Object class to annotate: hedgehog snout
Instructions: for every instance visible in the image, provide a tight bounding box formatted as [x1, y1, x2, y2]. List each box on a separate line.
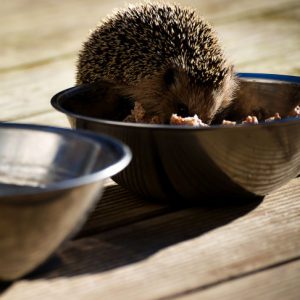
[161, 67, 216, 122]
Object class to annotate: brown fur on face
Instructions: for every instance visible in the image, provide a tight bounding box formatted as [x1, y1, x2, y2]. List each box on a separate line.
[126, 66, 238, 124]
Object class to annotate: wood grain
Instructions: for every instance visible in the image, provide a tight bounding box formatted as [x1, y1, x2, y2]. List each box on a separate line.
[0, 0, 299, 124]
[78, 182, 173, 238]
[1, 1, 300, 299]
[1, 0, 297, 70]
[0, 0, 123, 70]
[0, 58, 74, 122]
[2, 178, 299, 299]
[177, 259, 300, 300]
[15, 111, 70, 128]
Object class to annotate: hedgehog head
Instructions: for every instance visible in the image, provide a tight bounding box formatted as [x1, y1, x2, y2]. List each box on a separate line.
[76, 3, 237, 123]
[128, 64, 236, 123]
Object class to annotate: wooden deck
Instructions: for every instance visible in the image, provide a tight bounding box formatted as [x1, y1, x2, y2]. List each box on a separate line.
[1, 0, 300, 299]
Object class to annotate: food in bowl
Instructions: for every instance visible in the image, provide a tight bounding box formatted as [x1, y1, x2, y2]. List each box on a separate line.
[170, 114, 208, 127]
[124, 101, 300, 127]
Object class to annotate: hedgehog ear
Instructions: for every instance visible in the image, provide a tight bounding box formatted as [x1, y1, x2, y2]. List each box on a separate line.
[163, 67, 180, 88]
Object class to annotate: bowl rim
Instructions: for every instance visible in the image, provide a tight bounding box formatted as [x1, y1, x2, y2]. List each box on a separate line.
[51, 72, 300, 131]
[0, 123, 132, 200]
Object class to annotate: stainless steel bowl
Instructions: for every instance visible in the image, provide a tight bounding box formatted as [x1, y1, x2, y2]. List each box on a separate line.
[51, 73, 300, 202]
[0, 123, 131, 280]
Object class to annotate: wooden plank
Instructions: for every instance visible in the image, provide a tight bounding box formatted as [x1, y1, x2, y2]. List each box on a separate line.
[0, 0, 125, 70]
[0, 58, 75, 122]
[210, 0, 300, 24]
[2, 178, 299, 299]
[217, 7, 300, 75]
[78, 182, 173, 238]
[0, 0, 298, 70]
[1, 2, 299, 299]
[1, 15, 299, 124]
[177, 259, 300, 300]
[15, 111, 70, 128]
[0, 0, 299, 124]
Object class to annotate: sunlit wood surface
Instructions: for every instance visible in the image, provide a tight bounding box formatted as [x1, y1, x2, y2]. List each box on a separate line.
[1, 0, 299, 299]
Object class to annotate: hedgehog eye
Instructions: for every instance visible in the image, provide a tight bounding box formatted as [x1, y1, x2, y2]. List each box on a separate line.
[176, 103, 189, 117]
[164, 67, 178, 87]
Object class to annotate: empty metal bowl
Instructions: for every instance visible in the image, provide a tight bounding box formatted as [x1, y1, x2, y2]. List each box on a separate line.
[51, 73, 300, 202]
[0, 123, 131, 280]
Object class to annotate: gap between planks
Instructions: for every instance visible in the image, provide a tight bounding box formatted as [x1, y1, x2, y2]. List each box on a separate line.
[77, 181, 176, 238]
[172, 258, 300, 300]
[2, 177, 299, 300]
[1, 0, 299, 123]
[0, 0, 299, 71]
[1, 16, 300, 124]
[77, 174, 300, 236]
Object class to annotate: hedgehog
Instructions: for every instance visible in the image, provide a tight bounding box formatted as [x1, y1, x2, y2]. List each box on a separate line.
[76, 2, 237, 124]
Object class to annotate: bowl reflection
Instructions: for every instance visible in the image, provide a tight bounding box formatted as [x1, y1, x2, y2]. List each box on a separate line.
[51, 73, 300, 202]
[0, 123, 131, 280]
